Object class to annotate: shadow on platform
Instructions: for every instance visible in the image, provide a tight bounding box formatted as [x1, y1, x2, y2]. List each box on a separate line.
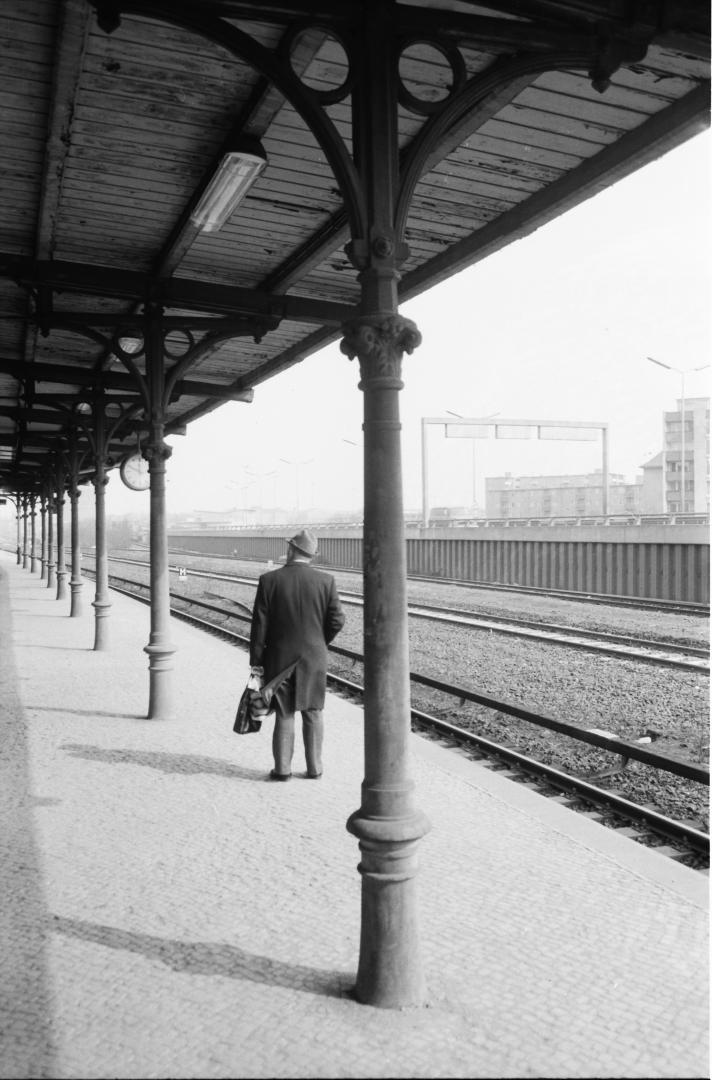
[31, 706, 145, 721]
[51, 915, 353, 999]
[30, 643, 95, 650]
[61, 743, 267, 782]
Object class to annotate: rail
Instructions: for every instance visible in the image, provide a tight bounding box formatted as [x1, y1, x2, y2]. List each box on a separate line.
[95, 569, 710, 790]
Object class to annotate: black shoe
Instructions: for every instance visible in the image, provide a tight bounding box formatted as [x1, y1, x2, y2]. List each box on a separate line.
[306, 772, 322, 779]
[269, 769, 291, 781]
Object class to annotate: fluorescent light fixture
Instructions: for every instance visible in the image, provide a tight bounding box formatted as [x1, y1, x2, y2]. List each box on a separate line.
[190, 144, 267, 233]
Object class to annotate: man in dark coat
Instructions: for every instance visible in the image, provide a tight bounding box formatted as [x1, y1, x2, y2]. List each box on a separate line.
[249, 528, 345, 780]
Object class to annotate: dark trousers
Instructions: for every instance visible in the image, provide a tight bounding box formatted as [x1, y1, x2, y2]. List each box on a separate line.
[272, 707, 323, 776]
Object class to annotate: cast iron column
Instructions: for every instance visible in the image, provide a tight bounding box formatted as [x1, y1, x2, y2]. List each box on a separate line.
[66, 431, 84, 617]
[22, 496, 29, 568]
[92, 403, 111, 650]
[55, 460, 68, 601]
[69, 482, 83, 616]
[29, 496, 38, 572]
[40, 494, 47, 580]
[342, 312, 430, 1008]
[144, 314, 176, 719]
[15, 496, 21, 564]
[340, 0, 431, 1008]
[46, 495, 56, 589]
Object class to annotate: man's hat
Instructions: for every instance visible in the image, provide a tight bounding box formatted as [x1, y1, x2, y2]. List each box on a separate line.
[288, 528, 318, 557]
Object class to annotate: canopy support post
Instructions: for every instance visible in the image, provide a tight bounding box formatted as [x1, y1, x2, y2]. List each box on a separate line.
[342, 1, 431, 1009]
[92, 396, 111, 650]
[143, 309, 176, 721]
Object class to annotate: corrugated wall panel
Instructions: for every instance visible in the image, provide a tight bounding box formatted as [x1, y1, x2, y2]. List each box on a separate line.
[167, 532, 709, 603]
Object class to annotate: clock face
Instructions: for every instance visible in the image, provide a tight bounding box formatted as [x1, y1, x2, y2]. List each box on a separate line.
[120, 452, 150, 491]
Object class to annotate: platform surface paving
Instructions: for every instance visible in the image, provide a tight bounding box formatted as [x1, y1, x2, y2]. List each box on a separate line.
[0, 553, 708, 1080]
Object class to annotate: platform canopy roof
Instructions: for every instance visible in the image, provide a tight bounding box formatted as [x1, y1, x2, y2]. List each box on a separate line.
[0, 0, 709, 495]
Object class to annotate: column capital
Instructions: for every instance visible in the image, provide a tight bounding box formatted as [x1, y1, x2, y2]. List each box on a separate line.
[340, 314, 421, 390]
[144, 432, 172, 465]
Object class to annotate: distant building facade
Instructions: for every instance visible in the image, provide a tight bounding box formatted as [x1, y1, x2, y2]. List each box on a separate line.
[660, 396, 710, 514]
[483, 397, 710, 520]
[485, 471, 641, 519]
[639, 453, 665, 514]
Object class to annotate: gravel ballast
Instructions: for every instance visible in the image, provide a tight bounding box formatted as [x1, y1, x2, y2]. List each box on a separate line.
[111, 549, 711, 832]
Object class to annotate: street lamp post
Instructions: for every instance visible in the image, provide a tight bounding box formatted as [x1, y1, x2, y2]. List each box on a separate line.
[647, 357, 710, 513]
[280, 457, 313, 516]
[244, 468, 277, 521]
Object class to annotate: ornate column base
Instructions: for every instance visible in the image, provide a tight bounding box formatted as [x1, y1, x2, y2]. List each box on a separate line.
[40, 559, 46, 581]
[47, 563, 56, 589]
[70, 579, 83, 617]
[144, 641, 176, 720]
[346, 806, 431, 1007]
[92, 599, 111, 650]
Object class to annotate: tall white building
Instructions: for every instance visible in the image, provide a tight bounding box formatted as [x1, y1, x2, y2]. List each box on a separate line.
[661, 396, 710, 514]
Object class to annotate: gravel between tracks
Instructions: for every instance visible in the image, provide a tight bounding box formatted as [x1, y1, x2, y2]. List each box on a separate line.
[114, 549, 711, 833]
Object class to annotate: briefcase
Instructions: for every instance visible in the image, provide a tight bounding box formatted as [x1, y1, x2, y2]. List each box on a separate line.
[232, 661, 298, 735]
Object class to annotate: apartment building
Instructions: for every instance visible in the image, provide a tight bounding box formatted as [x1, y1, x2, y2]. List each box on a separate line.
[484, 471, 640, 518]
[660, 396, 710, 514]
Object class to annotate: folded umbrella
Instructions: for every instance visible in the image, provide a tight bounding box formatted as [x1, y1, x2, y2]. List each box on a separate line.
[251, 660, 299, 716]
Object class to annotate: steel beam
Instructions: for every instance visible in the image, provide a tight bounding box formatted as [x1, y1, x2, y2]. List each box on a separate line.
[0, 255, 354, 327]
[0, 359, 254, 403]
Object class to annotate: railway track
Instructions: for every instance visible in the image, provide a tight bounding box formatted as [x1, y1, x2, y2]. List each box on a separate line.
[87, 567, 710, 871]
[94, 554, 710, 674]
[161, 545, 710, 618]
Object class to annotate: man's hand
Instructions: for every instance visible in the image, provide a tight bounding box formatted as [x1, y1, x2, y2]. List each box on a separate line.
[248, 666, 264, 691]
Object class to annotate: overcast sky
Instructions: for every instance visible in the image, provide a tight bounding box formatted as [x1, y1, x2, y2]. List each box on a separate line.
[3, 128, 710, 528]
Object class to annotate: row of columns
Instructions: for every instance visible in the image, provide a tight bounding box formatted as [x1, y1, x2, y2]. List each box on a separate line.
[10, 0, 429, 1002]
[12, 484, 80, 607]
[8, 291, 427, 1010]
[9, 397, 129, 654]
[9, 312, 427, 1013]
[8, 382, 174, 704]
[8, 288, 427, 1008]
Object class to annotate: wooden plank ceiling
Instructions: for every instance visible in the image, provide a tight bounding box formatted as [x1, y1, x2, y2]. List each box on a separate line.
[0, 0, 709, 492]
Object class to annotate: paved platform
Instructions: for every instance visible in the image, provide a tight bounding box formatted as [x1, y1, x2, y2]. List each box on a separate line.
[0, 552, 708, 1080]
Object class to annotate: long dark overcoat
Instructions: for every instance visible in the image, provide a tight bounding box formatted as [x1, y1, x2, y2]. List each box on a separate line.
[249, 562, 345, 711]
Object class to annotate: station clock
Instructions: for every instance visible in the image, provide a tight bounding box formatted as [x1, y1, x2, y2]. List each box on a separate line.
[119, 452, 150, 491]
